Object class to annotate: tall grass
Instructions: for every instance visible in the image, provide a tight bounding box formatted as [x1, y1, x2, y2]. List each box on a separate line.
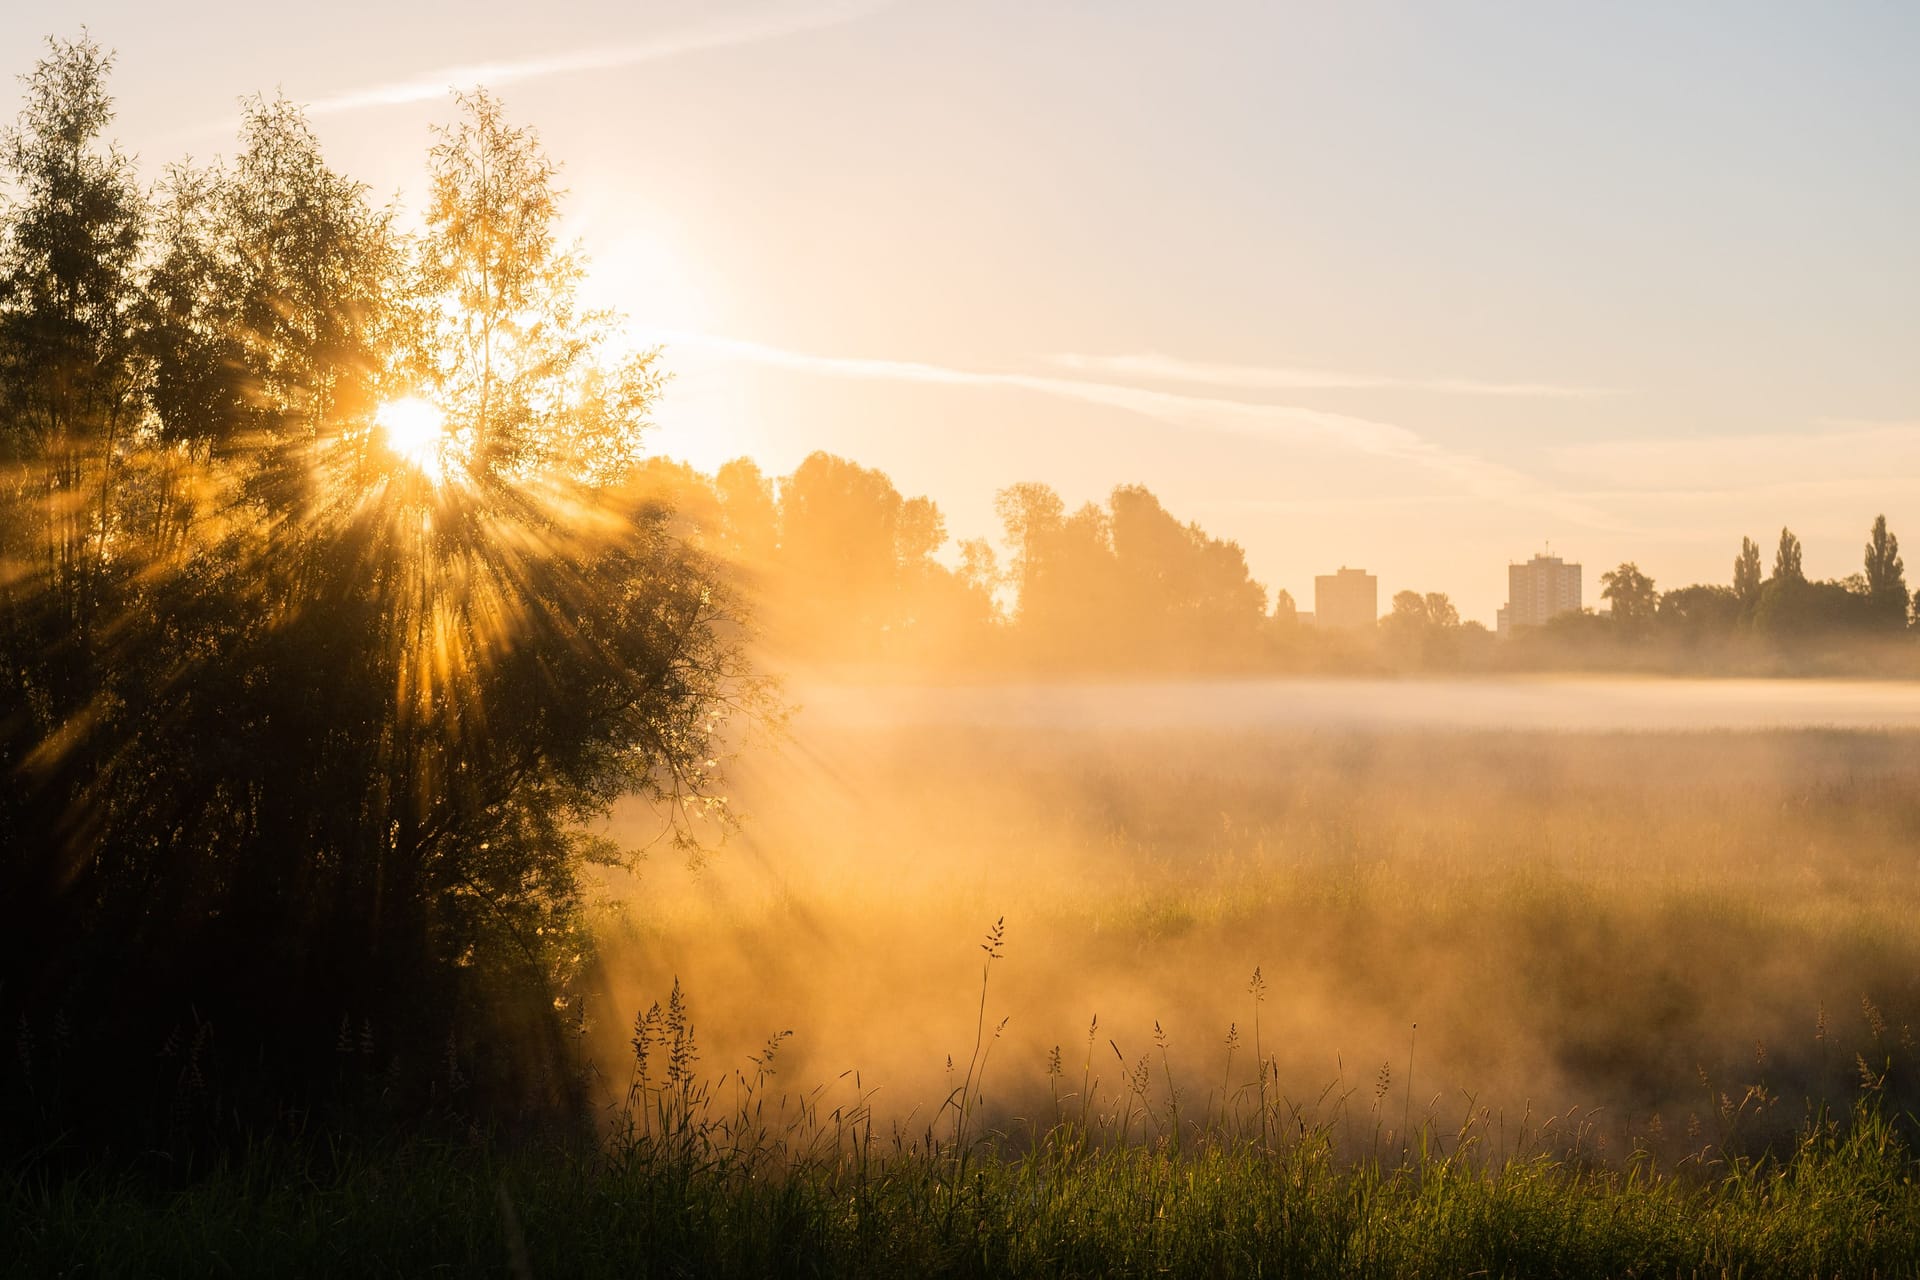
[9, 918, 1920, 1275]
[10, 992, 1920, 1278]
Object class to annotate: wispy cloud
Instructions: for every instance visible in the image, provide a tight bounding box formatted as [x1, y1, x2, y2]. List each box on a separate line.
[296, 0, 892, 117]
[1553, 419, 1920, 494]
[1049, 351, 1619, 399]
[651, 330, 1621, 527]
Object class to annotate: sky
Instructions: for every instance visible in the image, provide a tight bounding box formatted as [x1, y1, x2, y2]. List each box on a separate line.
[3, 0, 1917, 622]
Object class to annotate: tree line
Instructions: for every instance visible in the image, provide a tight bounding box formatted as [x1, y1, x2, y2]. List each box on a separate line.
[630, 446, 1920, 675]
[1585, 520, 1910, 639]
[634, 455, 1276, 672]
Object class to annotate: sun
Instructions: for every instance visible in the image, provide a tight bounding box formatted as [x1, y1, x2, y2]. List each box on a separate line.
[376, 396, 448, 480]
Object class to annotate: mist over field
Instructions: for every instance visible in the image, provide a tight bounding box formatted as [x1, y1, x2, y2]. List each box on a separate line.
[595, 678, 1920, 1160]
[784, 676, 1920, 732]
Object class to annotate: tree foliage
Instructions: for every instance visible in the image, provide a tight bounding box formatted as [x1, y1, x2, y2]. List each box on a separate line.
[421, 91, 661, 485]
[1773, 527, 1804, 585]
[1600, 562, 1656, 625]
[0, 49, 755, 1139]
[1864, 513, 1908, 629]
[1657, 583, 1740, 643]
[987, 481, 1266, 669]
[0, 33, 145, 728]
[1734, 536, 1763, 606]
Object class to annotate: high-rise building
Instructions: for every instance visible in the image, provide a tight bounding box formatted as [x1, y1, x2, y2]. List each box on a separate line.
[1498, 553, 1581, 635]
[1313, 567, 1378, 631]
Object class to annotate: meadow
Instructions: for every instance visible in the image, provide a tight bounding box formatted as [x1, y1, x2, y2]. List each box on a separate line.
[595, 680, 1920, 1157]
[16, 679, 1920, 1276]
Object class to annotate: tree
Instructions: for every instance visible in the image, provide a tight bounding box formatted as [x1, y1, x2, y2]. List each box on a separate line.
[1734, 536, 1763, 606]
[1387, 590, 1459, 631]
[1043, 501, 1123, 663]
[897, 495, 946, 574]
[2, 78, 757, 1132]
[1108, 484, 1265, 665]
[1657, 584, 1740, 646]
[714, 456, 778, 570]
[0, 35, 149, 1010]
[138, 96, 410, 541]
[1752, 576, 1872, 641]
[420, 90, 661, 484]
[995, 481, 1120, 663]
[958, 537, 999, 601]
[777, 451, 905, 653]
[1600, 562, 1657, 625]
[0, 33, 145, 669]
[1749, 527, 1815, 643]
[1382, 589, 1461, 666]
[994, 481, 1065, 618]
[1864, 514, 1908, 630]
[1388, 590, 1423, 619]
[1773, 527, 1804, 585]
[765, 450, 988, 661]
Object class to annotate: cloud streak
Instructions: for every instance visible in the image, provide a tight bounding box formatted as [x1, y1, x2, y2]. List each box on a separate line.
[1552, 420, 1920, 494]
[1050, 351, 1619, 399]
[650, 330, 1621, 528]
[297, 0, 893, 117]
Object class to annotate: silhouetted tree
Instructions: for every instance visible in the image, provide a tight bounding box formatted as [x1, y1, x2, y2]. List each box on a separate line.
[714, 455, 778, 571]
[993, 482, 1120, 664]
[951, 537, 1003, 639]
[1734, 536, 1763, 607]
[1773, 527, 1804, 585]
[0, 33, 144, 706]
[1600, 562, 1657, 625]
[1657, 584, 1741, 647]
[0, 35, 150, 1047]
[1383, 590, 1457, 629]
[1108, 484, 1265, 665]
[1864, 514, 1908, 630]
[1043, 501, 1124, 663]
[898, 495, 946, 578]
[1754, 577, 1874, 643]
[994, 480, 1065, 620]
[2, 74, 755, 1139]
[957, 537, 998, 603]
[1749, 532, 1879, 643]
[992, 482, 1266, 669]
[1382, 590, 1461, 666]
[769, 450, 985, 662]
[779, 451, 904, 649]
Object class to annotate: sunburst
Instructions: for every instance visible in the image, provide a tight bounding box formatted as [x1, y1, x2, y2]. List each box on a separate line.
[376, 396, 449, 481]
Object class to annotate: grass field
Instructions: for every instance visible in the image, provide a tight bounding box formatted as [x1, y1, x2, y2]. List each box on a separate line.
[594, 700, 1920, 1162]
[10, 1103, 1920, 1277]
[18, 684, 1920, 1276]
